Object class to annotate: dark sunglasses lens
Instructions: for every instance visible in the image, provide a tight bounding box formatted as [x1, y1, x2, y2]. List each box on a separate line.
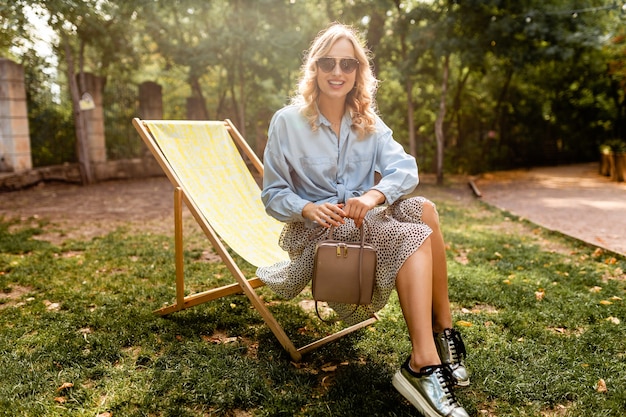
[340, 59, 359, 73]
[317, 58, 335, 72]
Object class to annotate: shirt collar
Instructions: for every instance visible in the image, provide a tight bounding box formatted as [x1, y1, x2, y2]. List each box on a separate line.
[315, 104, 352, 129]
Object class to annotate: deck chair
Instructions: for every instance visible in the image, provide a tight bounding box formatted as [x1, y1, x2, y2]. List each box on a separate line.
[132, 118, 378, 361]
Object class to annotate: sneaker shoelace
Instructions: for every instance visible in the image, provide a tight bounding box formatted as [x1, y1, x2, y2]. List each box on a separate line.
[445, 329, 467, 363]
[433, 365, 462, 408]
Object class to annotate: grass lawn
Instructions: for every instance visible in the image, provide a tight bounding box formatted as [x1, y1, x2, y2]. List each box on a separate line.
[0, 187, 624, 416]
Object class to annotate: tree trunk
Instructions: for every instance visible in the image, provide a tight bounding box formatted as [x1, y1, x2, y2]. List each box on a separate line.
[238, 66, 246, 140]
[491, 67, 514, 132]
[406, 77, 416, 157]
[434, 54, 449, 185]
[395, 1, 416, 158]
[366, 8, 386, 76]
[189, 74, 209, 120]
[452, 68, 470, 148]
[64, 36, 93, 185]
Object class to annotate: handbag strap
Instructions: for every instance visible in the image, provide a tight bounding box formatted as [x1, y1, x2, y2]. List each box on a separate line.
[327, 221, 368, 247]
[316, 221, 369, 323]
[315, 302, 358, 323]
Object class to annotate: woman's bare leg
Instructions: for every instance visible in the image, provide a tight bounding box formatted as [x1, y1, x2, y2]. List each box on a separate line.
[420, 201, 453, 333]
[395, 237, 441, 371]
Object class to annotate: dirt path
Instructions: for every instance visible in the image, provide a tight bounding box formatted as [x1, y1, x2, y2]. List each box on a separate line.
[474, 162, 626, 256]
[1, 163, 624, 256]
[0, 176, 177, 244]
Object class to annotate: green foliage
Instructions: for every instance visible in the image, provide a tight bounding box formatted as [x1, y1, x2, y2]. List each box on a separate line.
[104, 80, 143, 159]
[1, 190, 625, 416]
[4, 0, 626, 172]
[22, 48, 76, 166]
[0, 1, 29, 57]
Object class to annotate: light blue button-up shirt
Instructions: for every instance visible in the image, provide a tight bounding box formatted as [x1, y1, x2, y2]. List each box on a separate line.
[261, 104, 418, 226]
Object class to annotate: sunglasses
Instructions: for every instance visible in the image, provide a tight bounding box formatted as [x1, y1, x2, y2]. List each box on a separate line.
[316, 57, 360, 74]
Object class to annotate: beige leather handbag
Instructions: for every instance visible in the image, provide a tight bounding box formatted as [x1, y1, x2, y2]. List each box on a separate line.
[312, 223, 376, 320]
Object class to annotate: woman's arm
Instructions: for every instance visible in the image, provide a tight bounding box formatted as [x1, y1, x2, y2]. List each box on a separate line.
[343, 189, 385, 227]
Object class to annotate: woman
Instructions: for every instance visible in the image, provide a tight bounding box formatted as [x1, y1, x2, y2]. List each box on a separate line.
[258, 22, 470, 417]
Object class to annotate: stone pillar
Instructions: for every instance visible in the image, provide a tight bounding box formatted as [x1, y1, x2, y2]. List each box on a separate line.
[78, 72, 107, 163]
[0, 58, 32, 172]
[139, 81, 163, 119]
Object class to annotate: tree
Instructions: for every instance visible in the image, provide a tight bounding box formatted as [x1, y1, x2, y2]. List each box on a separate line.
[0, 2, 29, 57]
[606, 27, 626, 140]
[15, 0, 142, 183]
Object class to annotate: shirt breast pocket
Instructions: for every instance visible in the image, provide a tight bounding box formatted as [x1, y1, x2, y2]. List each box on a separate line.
[300, 156, 337, 184]
[347, 155, 373, 175]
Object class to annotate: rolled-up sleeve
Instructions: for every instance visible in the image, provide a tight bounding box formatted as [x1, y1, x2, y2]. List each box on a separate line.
[261, 149, 310, 222]
[261, 113, 310, 222]
[371, 123, 418, 204]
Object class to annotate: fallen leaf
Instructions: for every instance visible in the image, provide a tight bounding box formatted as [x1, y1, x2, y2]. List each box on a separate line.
[54, 397, 66, 403]
[43, 300, 61, 311]
[57, 382, 74, 391]
[535, 290, 545, 301]
[599, 300, 612, 305]
[97, 413, 112, 417]
[610, 296, 622, 301]
[456, 320, 473, 327]
[596, 379, 607, 393]
[321, 363, 338, 372]
[203, 334, 238, 344]
[605, 317, 620, 325]
[589, 286, 602, 293]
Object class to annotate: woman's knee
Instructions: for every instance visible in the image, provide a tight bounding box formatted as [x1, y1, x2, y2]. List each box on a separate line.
[421, 200, 440, 228]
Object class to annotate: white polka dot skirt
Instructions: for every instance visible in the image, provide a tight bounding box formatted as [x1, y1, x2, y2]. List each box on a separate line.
[257, 196, 433, 325]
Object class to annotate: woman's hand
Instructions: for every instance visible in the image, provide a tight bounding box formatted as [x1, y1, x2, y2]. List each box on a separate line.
[344, 190, 385, 227]
[302, 202, 346, 228]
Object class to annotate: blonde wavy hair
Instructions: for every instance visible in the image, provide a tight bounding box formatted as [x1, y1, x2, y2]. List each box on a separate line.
[293, 22, 379, 138]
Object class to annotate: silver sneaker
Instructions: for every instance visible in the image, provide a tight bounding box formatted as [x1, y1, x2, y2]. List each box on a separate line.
[392, 359, 469, 417]
[434, 328, 470, 387]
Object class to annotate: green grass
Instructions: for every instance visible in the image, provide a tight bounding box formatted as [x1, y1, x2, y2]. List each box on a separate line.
[0, 193, 624, 416]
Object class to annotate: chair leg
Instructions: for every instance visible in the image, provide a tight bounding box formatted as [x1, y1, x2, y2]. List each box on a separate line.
[153, 187, 186, 316]
[174, 187, 185, 309]
[297, 314, 379, 357]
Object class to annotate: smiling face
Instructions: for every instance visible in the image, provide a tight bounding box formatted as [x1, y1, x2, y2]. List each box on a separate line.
[315, 37, 357, 107]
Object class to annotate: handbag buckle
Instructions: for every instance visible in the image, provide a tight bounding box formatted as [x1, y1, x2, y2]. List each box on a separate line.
[336, 243, 348, 257]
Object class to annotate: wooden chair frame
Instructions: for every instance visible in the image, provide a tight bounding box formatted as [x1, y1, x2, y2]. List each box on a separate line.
[132, 118, 377, 361]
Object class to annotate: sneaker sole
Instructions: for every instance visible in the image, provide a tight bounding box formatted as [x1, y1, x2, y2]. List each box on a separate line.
[392, 371, 441, 417]
[456, 378, 470, 387]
